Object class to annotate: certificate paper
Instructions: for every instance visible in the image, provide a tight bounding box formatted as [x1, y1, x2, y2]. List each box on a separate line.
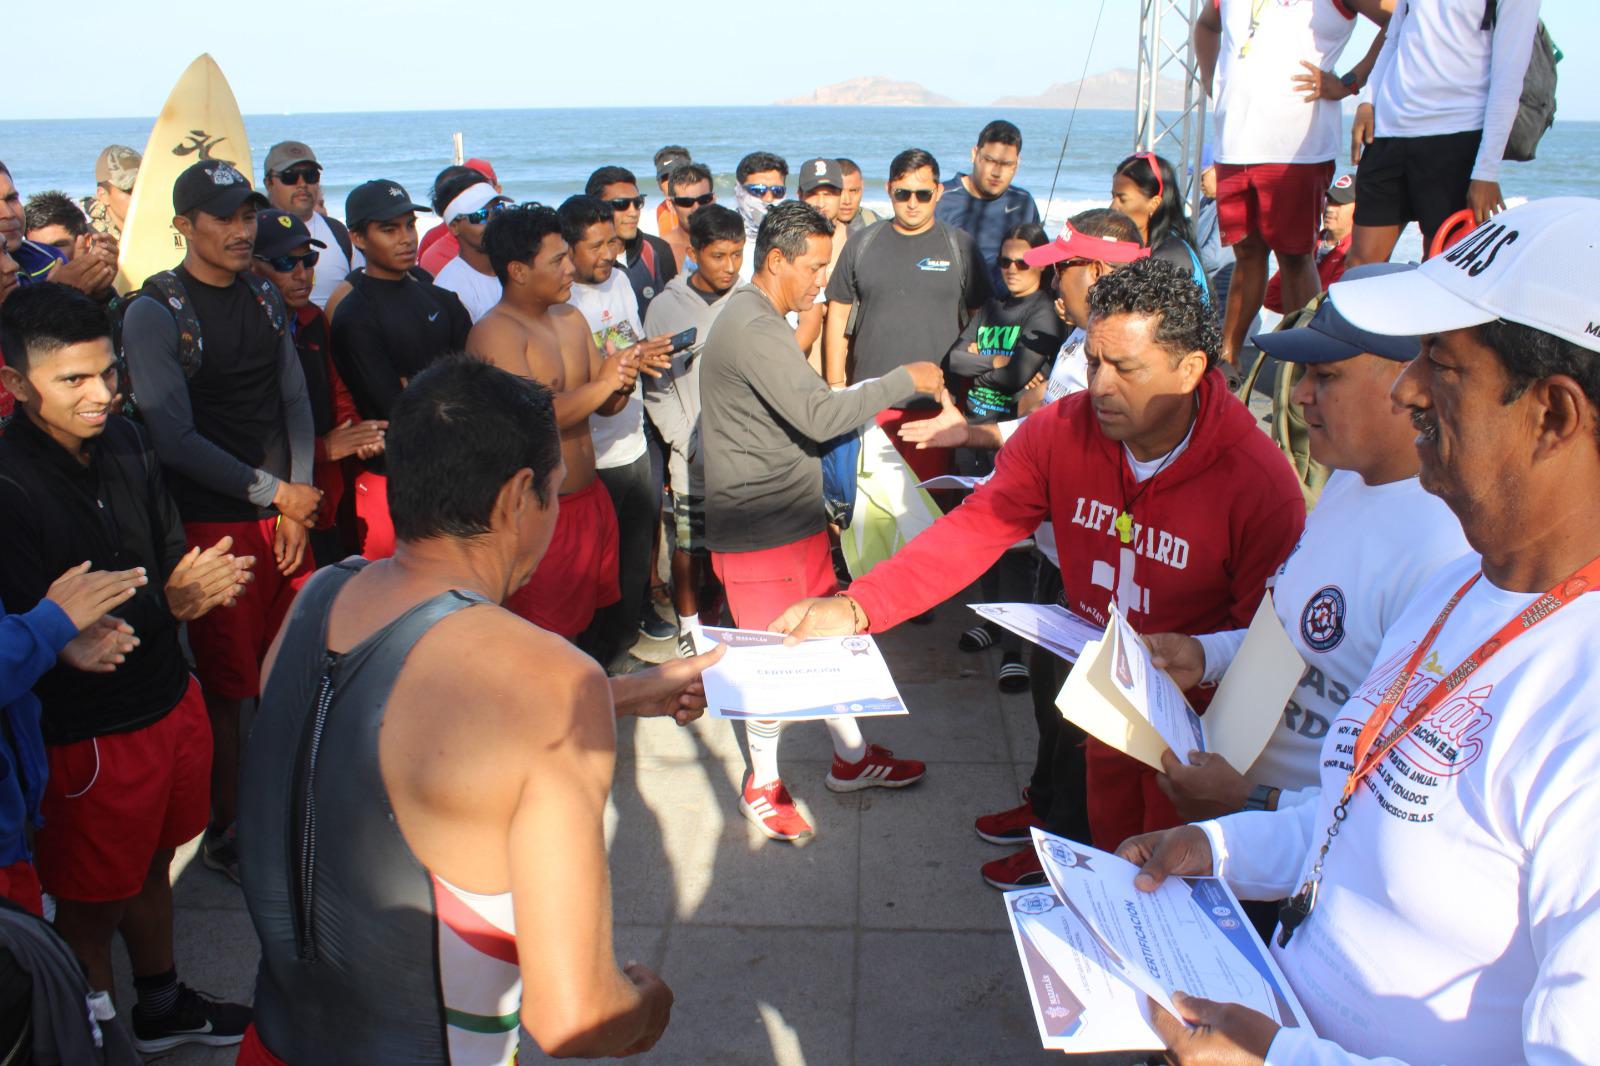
[693, 627, 909, 721]
[1002, 890, 1163, 1053]
[916, 474, 989, 491]
[969, 603, 1103, 663]
[1030, 829, 1312, 1030]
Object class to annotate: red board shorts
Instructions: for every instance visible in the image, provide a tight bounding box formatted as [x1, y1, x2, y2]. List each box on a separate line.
[505, 478, 622, 639]
[184, 518, 310, 702]
[875, 407, 952, 485]
[1215, 160, 1336, 257]
[0, 860, 43, 916]
[354, 470, 396, 561]
[712, 529, 839, 631]
[34, 676, 210, 902]
[1083, 735, 1180, 852]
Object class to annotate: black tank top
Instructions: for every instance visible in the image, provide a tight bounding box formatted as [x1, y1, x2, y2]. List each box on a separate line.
[239, 561, 488, 1063]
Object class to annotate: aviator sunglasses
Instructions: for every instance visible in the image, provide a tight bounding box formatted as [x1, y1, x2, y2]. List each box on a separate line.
[742, 183, 785, 199]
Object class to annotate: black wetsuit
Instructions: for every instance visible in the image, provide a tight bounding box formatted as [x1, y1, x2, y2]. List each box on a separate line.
[238, 561, 491, 1063]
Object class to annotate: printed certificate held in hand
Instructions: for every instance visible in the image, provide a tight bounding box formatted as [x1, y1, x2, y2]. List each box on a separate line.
[1055, 596, 1305, 772]
[692, 627, 909, 722]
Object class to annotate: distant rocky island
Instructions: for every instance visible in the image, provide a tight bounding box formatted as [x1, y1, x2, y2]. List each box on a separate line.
[775, 76, 961, 108]
[775, 69, 1189, 111]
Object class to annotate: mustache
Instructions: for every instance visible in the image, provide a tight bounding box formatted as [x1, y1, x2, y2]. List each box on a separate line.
[1410, 408, 1439, 442]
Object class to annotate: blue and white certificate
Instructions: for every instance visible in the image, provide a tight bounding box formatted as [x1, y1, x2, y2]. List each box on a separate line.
[1029, 828, 1313, 1032]
[693, 627, 909, 721]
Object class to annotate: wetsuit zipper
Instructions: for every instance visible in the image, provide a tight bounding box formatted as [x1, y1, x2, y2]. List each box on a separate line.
[293, 658, 337, 960]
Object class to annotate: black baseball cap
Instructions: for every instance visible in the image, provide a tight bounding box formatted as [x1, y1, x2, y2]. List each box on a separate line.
[345, 179, 429, 228]
[1255, 263, 1423, 364]
[173, 160, 269, 217]
[1327, 173, 1356, 206]
[798, 157, 845, 194]
[655, 149, 692, 182]
[255, 209, 327, 259]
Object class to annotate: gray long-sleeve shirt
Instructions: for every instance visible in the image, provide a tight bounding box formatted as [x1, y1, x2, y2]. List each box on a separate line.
[122, 272, 312, 522]
[700, 284, 918, 553]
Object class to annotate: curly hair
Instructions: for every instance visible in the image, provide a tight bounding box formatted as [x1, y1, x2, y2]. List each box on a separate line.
[1086, 257, 1220, 369]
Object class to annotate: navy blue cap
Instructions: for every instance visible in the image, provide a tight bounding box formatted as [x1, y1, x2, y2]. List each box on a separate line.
[254, 210, 326, 259]
[1255, 263, 1424, 364]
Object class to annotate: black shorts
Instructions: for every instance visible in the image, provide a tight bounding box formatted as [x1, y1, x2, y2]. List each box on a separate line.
[1353, 129, 1482, 245]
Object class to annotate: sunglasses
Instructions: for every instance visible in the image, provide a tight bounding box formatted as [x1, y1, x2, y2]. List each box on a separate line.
[273, 167, 322, 186]
[672, 193, 715, 209]
[606, 195, 646, 212]
[997, 255, 1034, 270]
[743, 183, 785, 199]
[891, 188, 935, 204]
[255, 250, 320, 272]
[462, 201, 512, 225]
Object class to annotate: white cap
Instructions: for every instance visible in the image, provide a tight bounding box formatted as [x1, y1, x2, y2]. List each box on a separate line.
[1329, 197, 1600, 354]
[442, 182, 507, 224]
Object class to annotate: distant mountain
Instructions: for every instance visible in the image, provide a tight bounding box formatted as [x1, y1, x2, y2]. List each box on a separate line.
[775, 76, 962, 108]
[992, 68, 1188, 111]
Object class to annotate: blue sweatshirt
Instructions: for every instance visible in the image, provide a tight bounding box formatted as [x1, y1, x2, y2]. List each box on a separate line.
[0, 596, 75, 866]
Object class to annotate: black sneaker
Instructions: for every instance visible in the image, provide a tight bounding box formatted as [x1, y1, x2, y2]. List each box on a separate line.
[201, 824, 240, 884]
[131, 984, 251, 1053]
[638, 611, 677, 640]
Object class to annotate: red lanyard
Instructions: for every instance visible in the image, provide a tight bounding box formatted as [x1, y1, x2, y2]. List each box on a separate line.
[1342, 554, 1600, 806]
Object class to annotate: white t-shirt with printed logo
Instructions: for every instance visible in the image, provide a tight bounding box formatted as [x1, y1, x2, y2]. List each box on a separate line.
[1212, 0, 1359, 165]
[1197, 470, 1472, 802]
[1201, 552, 1600, 1064]
[567, 271, 648, 470]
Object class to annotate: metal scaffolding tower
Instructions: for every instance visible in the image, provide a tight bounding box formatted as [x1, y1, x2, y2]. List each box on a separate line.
[1135, 0, 1209, 210]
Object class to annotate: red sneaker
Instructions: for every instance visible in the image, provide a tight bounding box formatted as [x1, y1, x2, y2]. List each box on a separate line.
[981, 847, 1048, 890]
[740, 775, 813, 842]
[974, 790, 1046, 845]
[824, 744, 926, 793]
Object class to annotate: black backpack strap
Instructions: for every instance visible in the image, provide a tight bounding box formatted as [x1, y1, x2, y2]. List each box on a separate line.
[142, 271, 205, 380]
[322, 214, 355, 264]
[842, 219, 887, 338]
[1482, 0, 1497, 30]
[241, 272, 289, 338]
[941, 222, 973, 331]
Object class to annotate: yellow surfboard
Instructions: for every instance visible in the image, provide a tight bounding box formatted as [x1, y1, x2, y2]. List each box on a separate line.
[115, 54, 252, 293]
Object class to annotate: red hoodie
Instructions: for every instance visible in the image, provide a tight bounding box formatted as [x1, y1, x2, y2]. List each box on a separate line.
[848, 370, 1306, 847]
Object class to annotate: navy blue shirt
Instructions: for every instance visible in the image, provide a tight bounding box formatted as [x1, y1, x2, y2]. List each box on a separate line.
[935, 176, 1041, 292]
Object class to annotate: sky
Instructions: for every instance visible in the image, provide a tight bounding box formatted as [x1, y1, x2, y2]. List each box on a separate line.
[7, 0, 1596, 121]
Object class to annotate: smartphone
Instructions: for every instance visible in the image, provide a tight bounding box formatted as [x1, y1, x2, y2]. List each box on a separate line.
[667, 327, 697, 354]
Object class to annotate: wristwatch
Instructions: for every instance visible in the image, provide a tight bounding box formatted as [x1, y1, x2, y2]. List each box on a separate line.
[1244, 784, 1280, 812]
[1339, 69, 1364, 93]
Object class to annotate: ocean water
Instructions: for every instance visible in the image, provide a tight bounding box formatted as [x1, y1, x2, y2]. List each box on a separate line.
[5, 106, 1599, 253]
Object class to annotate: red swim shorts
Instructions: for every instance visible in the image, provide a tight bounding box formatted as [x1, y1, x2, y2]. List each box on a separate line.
[1215, 160, 1336, 256]
[712, 529, 839, 632]
[34, 677, 211, 902]
[183, 518, 310, 701]
[505, 477, 622, 639]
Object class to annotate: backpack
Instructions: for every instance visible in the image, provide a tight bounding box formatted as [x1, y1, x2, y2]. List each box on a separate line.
[1237, 297, 1331, 510]
[321, 213, 355, 265]
[110, 269, 286, 420]
[1483, 0, 1561, 162]
[821, 431, 862, 529]
[842, 220, 973, 338]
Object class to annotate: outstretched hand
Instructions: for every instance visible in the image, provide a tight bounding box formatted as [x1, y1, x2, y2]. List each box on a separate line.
[609, 643, 727, 726]
[897, 391, 969, 451]
[769, 595, 861, 645]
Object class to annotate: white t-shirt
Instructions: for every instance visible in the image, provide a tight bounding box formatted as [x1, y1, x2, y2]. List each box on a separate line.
[307, 211, 363, 310]
[1212, 0, 1359, 165]
[1198, 470, 1473, 801]
[567, 271, 648, 470]
[1361, 0, 1541, 183]
[1202, 552, 1600, 1064]
[433, 255, 502, 324]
